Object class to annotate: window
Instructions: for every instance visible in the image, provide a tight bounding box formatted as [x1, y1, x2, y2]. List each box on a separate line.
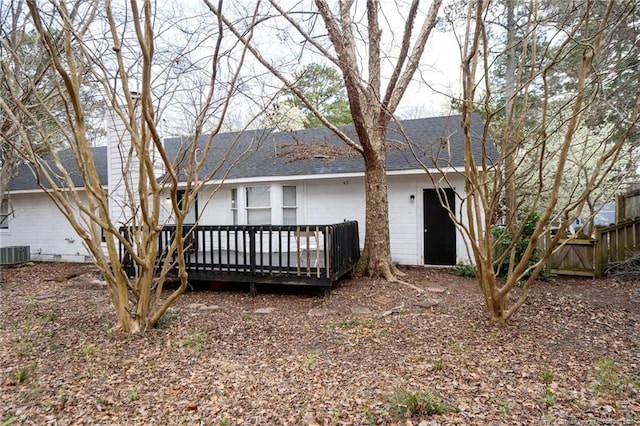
[246, 185, 271, 224]
[177, 190, 198, 224]
[283, 186, 297, 225]
[231, 188, 238, 225]
[0, 198, 9, 229]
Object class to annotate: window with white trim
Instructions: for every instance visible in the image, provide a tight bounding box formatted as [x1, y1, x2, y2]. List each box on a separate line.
[246, 185, 271, 225]
[282, 185, 297, 225]
[231, 188, 238, 225]
[0, 198, 9, 229]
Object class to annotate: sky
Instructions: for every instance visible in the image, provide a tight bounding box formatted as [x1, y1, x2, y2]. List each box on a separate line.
[265, 0, 465, 119]
[74, 0, 465, 136]
[397, 26, 463, 118]
[184, 0, 465, 125]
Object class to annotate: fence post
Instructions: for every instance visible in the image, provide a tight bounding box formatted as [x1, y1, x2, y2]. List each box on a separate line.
[594, 227, 603, 278]
[616, 194, 625, 224]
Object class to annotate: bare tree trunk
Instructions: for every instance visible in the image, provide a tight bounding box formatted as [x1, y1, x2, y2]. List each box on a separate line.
[110, 273, 136, 332]
[207, 0, 441, 281]
[0, 149, 20, 198]
[3, 0, 252, 333]
[476, 256, 508, 323]
[503, 0, 518, 231]
[356, 145, 394, 279]
[414, 0, 640, 324]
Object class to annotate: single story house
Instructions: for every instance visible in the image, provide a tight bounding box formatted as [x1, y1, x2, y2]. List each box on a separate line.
[1, 114, 494, 267]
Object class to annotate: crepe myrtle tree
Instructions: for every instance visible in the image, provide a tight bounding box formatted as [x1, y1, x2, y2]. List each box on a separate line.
[0, 2, 50, 199]
[411, 0, 639, 323]
[0, 0, 106, 199]
[206, 0, 443, 280]
[416, 0, 640, 323]
[0, 0, 255, 332]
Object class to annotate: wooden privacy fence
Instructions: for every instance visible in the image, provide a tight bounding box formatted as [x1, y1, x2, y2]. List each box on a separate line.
[547, 218, 640, 277]
[616, 189, 640, 222]
[593, 219, 640, 276]
[547, 237, 597, 277]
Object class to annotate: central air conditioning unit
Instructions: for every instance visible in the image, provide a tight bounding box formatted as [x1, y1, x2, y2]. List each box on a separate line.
[0, 246, 31, 265]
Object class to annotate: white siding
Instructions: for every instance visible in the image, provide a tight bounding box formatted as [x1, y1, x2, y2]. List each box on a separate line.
[0, 193, 93, 262]
[301, 175, 475, 265]
[106, 112, 163, 228]
[304, 177, 366, 247]
[303, 174, 474, 265]
[189, 174, 476, 266]
[106, 114, 139, 227]
[159, 186, 230, 225]
[449, 174, 474, 265]
[304, 178, 365, 224]
[388, 176, 421, 265]
[2, 171, 477, 266]
[197, 187, 232, 224]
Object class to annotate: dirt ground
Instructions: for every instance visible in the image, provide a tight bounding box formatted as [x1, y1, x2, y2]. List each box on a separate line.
[1, 262, 638, 425]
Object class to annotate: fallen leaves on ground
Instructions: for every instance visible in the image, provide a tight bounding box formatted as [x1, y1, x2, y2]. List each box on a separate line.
[1, 263, 638, 425]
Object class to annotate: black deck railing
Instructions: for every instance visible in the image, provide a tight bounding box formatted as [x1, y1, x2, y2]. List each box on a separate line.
[119, 221, 360, 287]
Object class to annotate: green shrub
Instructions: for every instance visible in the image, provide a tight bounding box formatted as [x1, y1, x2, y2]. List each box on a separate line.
[179, 330, 208, 351]
[540, 388, 555, 407]
[79, 345, 97, 357]
[541, 370, 555, 384]
[454, 263, 476, 278]
[154, 312, 178, 329]
[591, 358, 633, 395]
[389, 387, 456, 419]
[14, 363, 37, 385]
[492, 211, 544, 278]
[39, 312, 57, 323]
[333, 318, 376, 330]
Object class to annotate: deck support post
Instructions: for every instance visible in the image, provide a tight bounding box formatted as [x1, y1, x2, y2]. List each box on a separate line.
[249, 229, 256, 273]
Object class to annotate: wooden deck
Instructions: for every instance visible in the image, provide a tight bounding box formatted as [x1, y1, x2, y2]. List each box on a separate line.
[120, 221, 360, 291]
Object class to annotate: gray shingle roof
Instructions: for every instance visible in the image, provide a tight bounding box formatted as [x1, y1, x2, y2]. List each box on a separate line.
[7, 115, 495, 192]
[7, 146, 108, 192]
[165, 114, 495, 181]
